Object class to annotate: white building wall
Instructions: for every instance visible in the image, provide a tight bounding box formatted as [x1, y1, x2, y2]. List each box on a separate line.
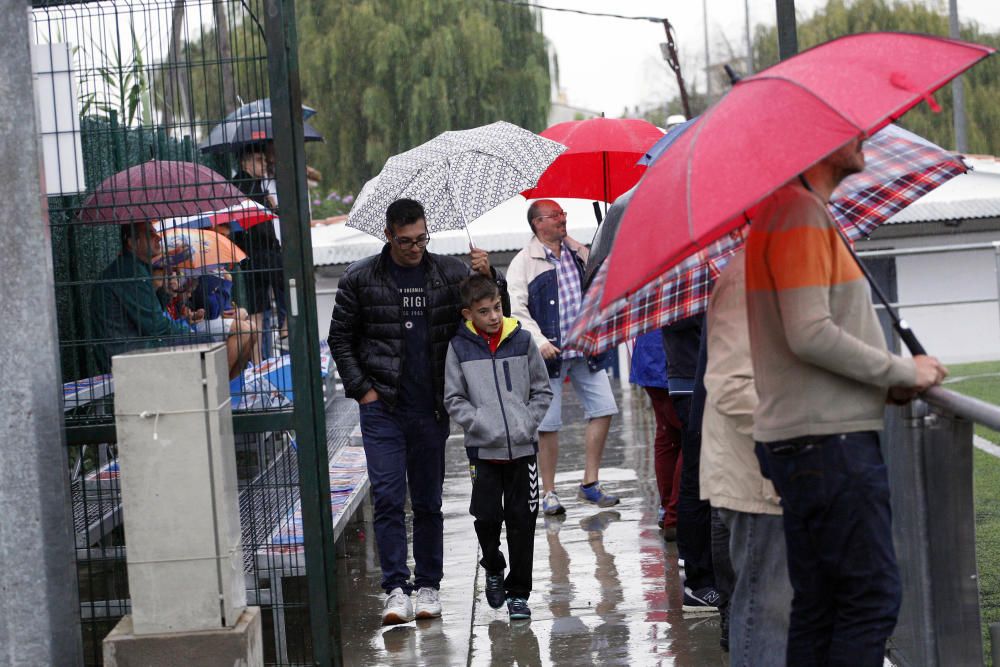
[860, 230, 1000, 364]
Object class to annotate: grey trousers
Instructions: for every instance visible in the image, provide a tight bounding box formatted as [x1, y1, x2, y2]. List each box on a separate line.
[719, 509, 794, 667]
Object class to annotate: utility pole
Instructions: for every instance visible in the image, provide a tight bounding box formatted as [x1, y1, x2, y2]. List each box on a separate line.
[949, 0, 969, 152]
[744, 0, 754, 74]
[775, 0, 798, 60]
[703, 0, 712, 103]
[660, 19, 692, 119]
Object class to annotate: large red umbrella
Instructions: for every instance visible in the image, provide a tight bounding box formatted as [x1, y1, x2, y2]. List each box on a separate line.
[565, 124, 966, 355]
[79, 160, 252, 225]
[521, 117, 663, 203]
[602, 32, 994, 309]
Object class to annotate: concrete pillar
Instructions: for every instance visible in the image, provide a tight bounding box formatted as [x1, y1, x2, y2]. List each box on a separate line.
[0, 1, 84, 664]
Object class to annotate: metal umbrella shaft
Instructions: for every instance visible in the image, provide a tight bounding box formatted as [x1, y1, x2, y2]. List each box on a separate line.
[835, 225, 927, 356]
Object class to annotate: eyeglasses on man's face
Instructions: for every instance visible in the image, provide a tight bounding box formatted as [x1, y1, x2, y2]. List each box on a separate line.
[535, 210, 568, 221]
[392, 234, 430, 250]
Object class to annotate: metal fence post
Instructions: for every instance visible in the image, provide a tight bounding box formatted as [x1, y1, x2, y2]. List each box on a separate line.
[264, 0, 343, 664]
[0, 3, 83, 663]
[885, 400, 984, 666]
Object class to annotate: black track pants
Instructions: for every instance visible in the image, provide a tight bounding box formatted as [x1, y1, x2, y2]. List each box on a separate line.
[469, 456, 539, 598]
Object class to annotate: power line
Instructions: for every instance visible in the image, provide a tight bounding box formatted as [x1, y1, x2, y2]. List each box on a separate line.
[492, 0, 663, 23]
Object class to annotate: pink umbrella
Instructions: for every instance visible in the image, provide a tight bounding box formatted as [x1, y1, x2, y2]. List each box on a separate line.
[602, 33, 994, 310]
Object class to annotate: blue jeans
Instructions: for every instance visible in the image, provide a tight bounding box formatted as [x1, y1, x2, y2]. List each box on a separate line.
[719, 509, 793, 667]
[359, 401, 448, 594]
[755, 432, 901, 667]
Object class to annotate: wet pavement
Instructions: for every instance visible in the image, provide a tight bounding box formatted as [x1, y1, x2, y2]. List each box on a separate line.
[335, 383, 727, 666]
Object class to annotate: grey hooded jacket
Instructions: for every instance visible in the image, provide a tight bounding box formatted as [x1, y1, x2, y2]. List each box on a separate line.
[444, 317, 552, 461]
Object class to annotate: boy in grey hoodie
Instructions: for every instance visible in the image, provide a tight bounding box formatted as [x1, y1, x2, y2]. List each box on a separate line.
[444, 274, 552, 620]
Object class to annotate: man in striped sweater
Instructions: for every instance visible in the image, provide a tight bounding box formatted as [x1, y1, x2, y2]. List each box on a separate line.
[745, 137, 947, 667]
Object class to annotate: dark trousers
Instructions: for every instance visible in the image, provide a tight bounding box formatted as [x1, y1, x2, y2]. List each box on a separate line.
[755, 432, 901, 667]
[469, 456, 539, 599]
[673, 393, 714, 591]
[359, 401, 448, 594]
[643, 387, 683, 527]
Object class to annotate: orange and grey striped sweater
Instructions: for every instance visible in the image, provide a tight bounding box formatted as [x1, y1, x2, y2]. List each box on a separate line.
[745, 181, 917, 443]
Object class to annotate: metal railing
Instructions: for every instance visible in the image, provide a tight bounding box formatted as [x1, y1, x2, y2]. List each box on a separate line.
[886, 383, 1000, 667]
[859, 240, 1000, 334]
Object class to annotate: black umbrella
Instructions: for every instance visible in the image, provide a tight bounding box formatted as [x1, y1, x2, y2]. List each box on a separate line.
[198, 113, 324, 154]
[581, 186, 635, 292]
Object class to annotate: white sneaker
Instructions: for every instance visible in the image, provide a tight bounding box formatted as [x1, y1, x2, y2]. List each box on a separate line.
[382, 588, 414, 625]
[541, 490, 565, 516]
[414, 586, 442, 619]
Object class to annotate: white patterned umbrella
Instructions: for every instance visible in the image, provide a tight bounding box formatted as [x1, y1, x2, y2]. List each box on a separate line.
[346, 121, 566, 240]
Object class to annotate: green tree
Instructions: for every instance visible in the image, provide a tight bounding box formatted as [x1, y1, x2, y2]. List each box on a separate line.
[296, 0, 550, 193]
[752, 0, 1000, 154]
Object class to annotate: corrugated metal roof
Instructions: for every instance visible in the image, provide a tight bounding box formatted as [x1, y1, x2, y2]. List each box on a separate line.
[886, 156, 1000, 224]
[311, 196, 600, 266]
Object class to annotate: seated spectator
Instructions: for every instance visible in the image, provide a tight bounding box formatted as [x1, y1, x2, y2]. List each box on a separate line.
[190, 269, 252, 340]
[93, 220, 255, 380]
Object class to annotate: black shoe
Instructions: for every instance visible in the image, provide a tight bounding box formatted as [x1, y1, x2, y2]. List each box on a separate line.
[682, 586, 722, 613]
[485, 571, 505, 609]
[506, 596, 531, 620]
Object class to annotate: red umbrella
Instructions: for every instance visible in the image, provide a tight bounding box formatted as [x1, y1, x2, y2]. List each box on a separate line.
[565, 124, 966, 355]
[79, 160, 252, 225]
[602, 32, 994, 309]
[521, 117, 663, 203]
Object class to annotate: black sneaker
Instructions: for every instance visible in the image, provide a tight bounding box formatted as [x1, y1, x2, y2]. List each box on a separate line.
[484, 571, 505, 609]
[682, 586, 722, 613]
[506, 596, 531, 620]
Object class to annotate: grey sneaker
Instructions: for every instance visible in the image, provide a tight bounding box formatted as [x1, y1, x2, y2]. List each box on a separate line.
[414, 586, 442, 619]
[382, 588, 414, 625]
[541, 490, 565, 516]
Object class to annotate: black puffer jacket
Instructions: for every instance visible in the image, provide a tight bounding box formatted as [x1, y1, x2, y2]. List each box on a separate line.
[327, 245, 508, 415]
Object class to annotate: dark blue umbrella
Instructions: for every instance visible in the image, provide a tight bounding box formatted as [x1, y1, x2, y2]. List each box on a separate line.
[636, 118, 696, 166]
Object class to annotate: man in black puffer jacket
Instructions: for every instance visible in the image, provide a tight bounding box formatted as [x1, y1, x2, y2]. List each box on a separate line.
[327, 198, 507, 625]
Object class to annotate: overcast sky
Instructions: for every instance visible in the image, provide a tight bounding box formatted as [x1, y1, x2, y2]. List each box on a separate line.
[539, 0, 1000, 116]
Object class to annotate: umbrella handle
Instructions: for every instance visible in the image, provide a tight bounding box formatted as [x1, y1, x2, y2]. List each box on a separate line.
[895, 320, 927, 356]
[592, 201, 603, 224]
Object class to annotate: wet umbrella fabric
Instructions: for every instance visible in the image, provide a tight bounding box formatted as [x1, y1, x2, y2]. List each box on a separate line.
[79, 160, 251, 225]
[345, 121, 566, 239]
[566, 124, 966, 356]
[199, 113, 324, 154]
[603, 32, 994, 309]
[521, 117, 663, 203]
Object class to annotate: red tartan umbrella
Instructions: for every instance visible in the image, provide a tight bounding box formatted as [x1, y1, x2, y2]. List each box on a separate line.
[79, 160, 252, 225]
[565, 124, 966, 355]
[521, 117, 663, 203]
[602, 32, 994, 310]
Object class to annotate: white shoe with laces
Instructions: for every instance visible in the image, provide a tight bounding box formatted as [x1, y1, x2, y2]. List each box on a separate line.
[382, 587, 414, 625]
[414, 586, 442, 619]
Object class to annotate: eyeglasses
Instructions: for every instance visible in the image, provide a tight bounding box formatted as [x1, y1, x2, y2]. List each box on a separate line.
[535, 210, 568, 221]
[392, 234, 430, 250]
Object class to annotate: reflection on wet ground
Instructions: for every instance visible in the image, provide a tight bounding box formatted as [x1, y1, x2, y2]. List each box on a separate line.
[336, 384, 727, 666]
